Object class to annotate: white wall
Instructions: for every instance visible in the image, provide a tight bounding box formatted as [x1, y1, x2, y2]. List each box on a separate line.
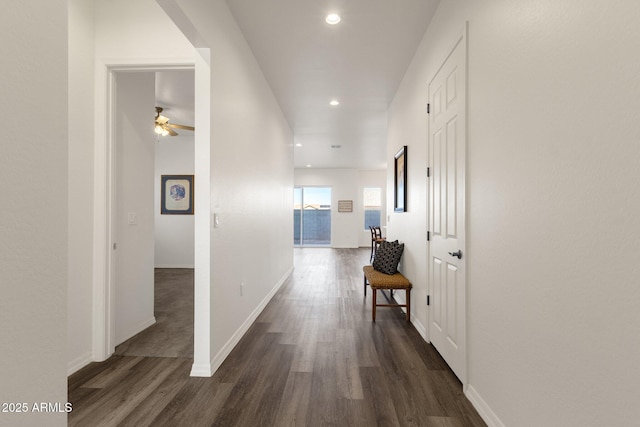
[155, 135, 195, 268]
[294, 168, 387, 248]
[114, 72, 157, 345]
[94, 0, 196, 59]
[0, 1, 68, 426]
[177, 0, 294, 374]
[68, 0, 96, 374]
[388, 0, 640, 426]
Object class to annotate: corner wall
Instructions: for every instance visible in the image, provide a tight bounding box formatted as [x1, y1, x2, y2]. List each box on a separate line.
[163, 0, 295, 374]
[388, 0, 640, 426]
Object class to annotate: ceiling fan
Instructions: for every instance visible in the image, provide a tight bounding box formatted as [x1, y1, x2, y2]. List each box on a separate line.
[154, 106, 195, 136]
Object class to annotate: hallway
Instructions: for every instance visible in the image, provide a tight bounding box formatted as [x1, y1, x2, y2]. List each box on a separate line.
[68, 248, 485, 426]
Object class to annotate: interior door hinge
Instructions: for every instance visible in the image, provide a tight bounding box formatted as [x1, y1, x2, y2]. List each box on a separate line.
[427, 167, 430, 178]
[427, 231, 431, 241]
[427, 295, 430, 306]
[427, 103, 431, 114]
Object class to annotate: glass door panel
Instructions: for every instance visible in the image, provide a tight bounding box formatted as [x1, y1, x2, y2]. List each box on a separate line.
[294, 186, 331, 246]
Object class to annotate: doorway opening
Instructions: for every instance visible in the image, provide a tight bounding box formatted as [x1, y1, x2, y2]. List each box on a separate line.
[112, 69, 196, 359]
[94, 63, 204, 364]
[294, 186, 332, 246]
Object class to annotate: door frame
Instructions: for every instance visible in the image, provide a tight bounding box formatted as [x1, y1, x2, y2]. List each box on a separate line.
[92, 59, 212, 376]
[427, 25, 468, 387]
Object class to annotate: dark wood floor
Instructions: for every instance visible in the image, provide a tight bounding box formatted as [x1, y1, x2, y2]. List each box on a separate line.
[68, 248, 486, 427]
[115, 268, 194, 358]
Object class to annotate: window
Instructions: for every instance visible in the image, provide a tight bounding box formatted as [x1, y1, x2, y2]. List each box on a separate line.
[364, 187, 381, 229]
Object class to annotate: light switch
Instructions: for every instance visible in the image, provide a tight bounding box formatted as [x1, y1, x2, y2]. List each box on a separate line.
[128, 212, 137, 225]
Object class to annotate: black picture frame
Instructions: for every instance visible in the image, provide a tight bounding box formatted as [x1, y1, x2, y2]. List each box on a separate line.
[394, 146, 407, 212]
[161, 175, 194, 215]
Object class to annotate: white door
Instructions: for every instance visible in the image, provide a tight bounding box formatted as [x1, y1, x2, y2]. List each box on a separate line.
[428, 33, 467, 381]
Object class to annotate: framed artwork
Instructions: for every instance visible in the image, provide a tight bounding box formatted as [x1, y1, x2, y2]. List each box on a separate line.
[394, 146, 407, 212]
[338, 200, 353, 212]
[161, 175, 194, 215]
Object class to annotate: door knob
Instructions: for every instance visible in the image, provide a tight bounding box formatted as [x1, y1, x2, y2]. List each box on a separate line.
[448, 250, 462, 259]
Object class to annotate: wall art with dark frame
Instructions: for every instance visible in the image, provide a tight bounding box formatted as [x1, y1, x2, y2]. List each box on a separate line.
[161, 174, 194, 215]
[394, 146, 407, 212]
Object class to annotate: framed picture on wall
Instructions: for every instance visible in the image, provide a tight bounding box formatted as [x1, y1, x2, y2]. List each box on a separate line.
[161, 175, 194, 215]
[394, 146, 407, 212]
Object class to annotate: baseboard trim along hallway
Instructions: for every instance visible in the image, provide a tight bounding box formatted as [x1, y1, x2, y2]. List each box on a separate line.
[194, 266, 295, 377]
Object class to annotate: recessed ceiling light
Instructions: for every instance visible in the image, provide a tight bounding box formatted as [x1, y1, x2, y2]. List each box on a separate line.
[306, 164, 312, 168]
[330, 100, 340, 106]
[296, 143, 302, 147]
[326, 13, 341, 25]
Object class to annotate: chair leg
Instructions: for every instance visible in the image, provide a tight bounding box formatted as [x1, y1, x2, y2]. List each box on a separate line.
[406, 289, 411, 322]
[363, 274, 367, 297]
[372, 289, 377, 322]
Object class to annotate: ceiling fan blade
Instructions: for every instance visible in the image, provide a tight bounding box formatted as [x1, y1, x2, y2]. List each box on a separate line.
[167, 123, 195, 131]
[166, 127, 179, 136]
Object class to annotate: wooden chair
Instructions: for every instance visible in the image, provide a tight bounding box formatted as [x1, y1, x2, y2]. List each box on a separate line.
[369, 226, 386, 262]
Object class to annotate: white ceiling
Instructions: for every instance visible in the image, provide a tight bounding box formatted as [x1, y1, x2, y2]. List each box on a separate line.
[155, 70, 195, 136]
[156, 0, 440, 169]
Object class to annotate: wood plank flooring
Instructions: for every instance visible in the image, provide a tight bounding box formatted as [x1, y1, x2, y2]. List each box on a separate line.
[114, 268, 194, 358]
[68, 248, 486, 427]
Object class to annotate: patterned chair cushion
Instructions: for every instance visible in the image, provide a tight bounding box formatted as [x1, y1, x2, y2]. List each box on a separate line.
[372, 240, 404, 275]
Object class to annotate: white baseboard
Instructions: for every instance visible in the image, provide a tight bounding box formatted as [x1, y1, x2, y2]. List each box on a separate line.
[411, 316, 427, 341]
[67, 351, 93, 376]
[154, 264, 195, 269]
[389, 291, 427, 341]
[190, 362, 214, 377]
[465, 385, 505, 427]
[191, 267, 294, 378]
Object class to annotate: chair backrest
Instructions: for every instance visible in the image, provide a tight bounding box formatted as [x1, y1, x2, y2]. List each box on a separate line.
[369, 226, 376, 240]
[373, 226, 383, 239]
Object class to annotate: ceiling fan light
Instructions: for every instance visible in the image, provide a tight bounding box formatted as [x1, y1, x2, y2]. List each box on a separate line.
[161, 129, 169, 137]
[154, 124, 164, 134]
